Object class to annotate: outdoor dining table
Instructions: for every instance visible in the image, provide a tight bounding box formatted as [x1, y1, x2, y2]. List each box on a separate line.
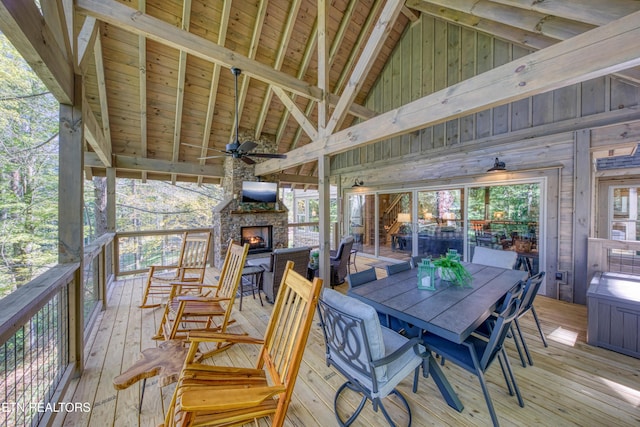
[348, 262, 527, 411]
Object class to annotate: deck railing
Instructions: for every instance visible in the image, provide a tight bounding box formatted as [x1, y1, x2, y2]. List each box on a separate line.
[0, 223, 339, 426]
[113, 228, 214, 276]
[0, 232, 114, 427]
[587, 237, 640, 282]
[287, 222, 338, 251]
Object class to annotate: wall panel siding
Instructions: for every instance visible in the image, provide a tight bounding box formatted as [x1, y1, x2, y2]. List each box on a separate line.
[330, 14, 640, 302]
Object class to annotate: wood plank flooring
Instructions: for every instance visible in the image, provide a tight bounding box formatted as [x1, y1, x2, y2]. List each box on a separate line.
[56, 259, 640, 427]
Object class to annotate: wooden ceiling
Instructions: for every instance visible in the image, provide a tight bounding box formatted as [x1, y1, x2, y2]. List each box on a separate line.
[3, 0, 640, 185]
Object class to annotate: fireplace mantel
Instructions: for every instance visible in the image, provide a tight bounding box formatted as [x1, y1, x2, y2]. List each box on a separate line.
[231, 209, 286, 214]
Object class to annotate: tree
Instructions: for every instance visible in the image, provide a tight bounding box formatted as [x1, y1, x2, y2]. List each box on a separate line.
[0, 32, 58, 297]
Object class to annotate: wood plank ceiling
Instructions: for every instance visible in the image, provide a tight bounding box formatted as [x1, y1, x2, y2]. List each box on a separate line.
[66, 0, 640, 184]
[77, 0, 409, 184]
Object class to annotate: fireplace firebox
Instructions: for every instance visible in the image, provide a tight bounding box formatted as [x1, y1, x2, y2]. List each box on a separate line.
[241, 225, 273, 254]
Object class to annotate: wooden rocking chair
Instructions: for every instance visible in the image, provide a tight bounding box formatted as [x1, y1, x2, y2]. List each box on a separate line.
[154, 241, 249, 360]
[161, 261, 323, 427]
[140, 231, 212, 308]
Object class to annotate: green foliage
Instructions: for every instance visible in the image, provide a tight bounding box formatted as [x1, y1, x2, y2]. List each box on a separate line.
[0, 32, 58, 297]
[112, 179, 224, 232]
[432, 256, 472, 287]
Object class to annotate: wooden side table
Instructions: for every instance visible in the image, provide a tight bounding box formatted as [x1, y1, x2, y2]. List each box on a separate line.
[113, 340, 187, 412]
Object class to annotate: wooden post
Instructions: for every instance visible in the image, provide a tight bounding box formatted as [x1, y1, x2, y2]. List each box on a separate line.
[318, 155, 331, 284]
[573, 130, 591, 304]
[59, 75, 84, 373]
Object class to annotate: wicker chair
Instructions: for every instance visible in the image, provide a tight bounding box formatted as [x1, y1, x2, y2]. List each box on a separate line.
[259, 247, 311, 303]
[329, 236, 354, 287]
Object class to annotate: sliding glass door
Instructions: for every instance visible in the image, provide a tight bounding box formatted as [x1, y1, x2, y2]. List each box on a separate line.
[345, 180, 543, 275]
[467, 183, 541, 274]
[416, 189, 464, 259]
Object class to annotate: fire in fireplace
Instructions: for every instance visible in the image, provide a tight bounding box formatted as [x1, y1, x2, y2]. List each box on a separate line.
[241, 225, 273, 254]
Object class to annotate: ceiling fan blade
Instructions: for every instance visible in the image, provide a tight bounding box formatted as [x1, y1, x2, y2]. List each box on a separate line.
[238, 140, 257, 152]
[245, 152, 287, 159]
[240, 155, 256, 165]
[183, 143, 226, 153]
[198, 154, 227, 160]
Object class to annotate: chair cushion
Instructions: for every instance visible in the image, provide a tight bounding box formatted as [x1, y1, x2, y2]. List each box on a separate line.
[376, 326, 423, 398]
[472, 247, 517, 269]
[321, 289, 385, 373]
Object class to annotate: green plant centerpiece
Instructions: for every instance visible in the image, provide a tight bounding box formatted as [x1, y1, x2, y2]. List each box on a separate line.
[432, 256, 472, 287]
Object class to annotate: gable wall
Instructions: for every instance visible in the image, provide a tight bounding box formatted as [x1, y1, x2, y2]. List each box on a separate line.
[331, 15, 640, 303]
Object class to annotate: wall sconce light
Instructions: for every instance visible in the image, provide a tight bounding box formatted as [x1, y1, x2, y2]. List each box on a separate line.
[487, 157, 506, 172]
[352, 178, 364, 188]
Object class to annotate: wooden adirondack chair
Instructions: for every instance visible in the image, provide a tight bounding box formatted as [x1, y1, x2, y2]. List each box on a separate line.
[140, 231, 212, 308]
[161, 261, 323, 427]
[154, 241, 249, 360]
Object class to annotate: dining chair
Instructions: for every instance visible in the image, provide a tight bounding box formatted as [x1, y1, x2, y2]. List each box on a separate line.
[161, 262, 323, 427]
[422, 287, 524, 427]
[318, 289, 428, 427]
[411, 255, 425, 268]
[382, 261, 422, 336]
[385, 261, 411, 276]
[347, 267, 377, 289]
[511, 272, 547, 366]
[330, 236, 355, 287]
[472, 246, 517, 269]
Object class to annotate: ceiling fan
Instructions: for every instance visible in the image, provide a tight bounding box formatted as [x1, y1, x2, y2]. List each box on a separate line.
[197, 67, 287, 165]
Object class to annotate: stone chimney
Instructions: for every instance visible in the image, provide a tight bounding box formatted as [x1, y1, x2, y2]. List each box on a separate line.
[211, 134, 288, 267]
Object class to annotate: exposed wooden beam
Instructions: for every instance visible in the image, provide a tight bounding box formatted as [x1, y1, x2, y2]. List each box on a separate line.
[41, 0, 71, 63]
[489, 0, 640, 27]
[76, 0, 321, 100]
[171, 0, 192, 184]
[92, 32, 112, 158]
[82, 96, 111, 167]
[317, 0, 329, 133]
[287, 0, 383, 172]
[138, 0, 147, 182]
[402, 5, 420, 23]
[256, 10, 640, 175]
[330, 0, 385, 113]
[325, 0, 405, 135]
[254, 0, 302, 140]
[198, 0, 232, 186]
[77, 16, 97, 73]
[275, 18, 318, 146]
[272, 87, 318, 141]
[406, 1, 556, 50]
[76, 0, 375, 121]
[408, 0, 640, 82]
[409, 0, 595, 41]
[0, 0, 73, 104]
[85, 153, 224, 178]
[275, 174, 318, 185]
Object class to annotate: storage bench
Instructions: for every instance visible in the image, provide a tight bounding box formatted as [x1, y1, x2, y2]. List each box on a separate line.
[587, 272, 640, 358]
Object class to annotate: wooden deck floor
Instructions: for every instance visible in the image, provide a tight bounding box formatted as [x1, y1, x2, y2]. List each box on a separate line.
[56, 259, 640, 427]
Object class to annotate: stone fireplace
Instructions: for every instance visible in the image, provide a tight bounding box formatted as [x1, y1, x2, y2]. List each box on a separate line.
[211, 135, 288, 268]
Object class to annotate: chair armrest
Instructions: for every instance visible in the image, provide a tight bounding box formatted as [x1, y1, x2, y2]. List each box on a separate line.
[174, 295, 230, 303]
[186, 331, 264, 345]
[169, 282, 217, 289]
[370, 337, 427, 368]
[179, 385, 286, 412]
[258, 263, 271, 272]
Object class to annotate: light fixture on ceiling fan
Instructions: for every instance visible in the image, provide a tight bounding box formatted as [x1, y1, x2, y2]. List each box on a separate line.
[198, 67, 287, 164]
